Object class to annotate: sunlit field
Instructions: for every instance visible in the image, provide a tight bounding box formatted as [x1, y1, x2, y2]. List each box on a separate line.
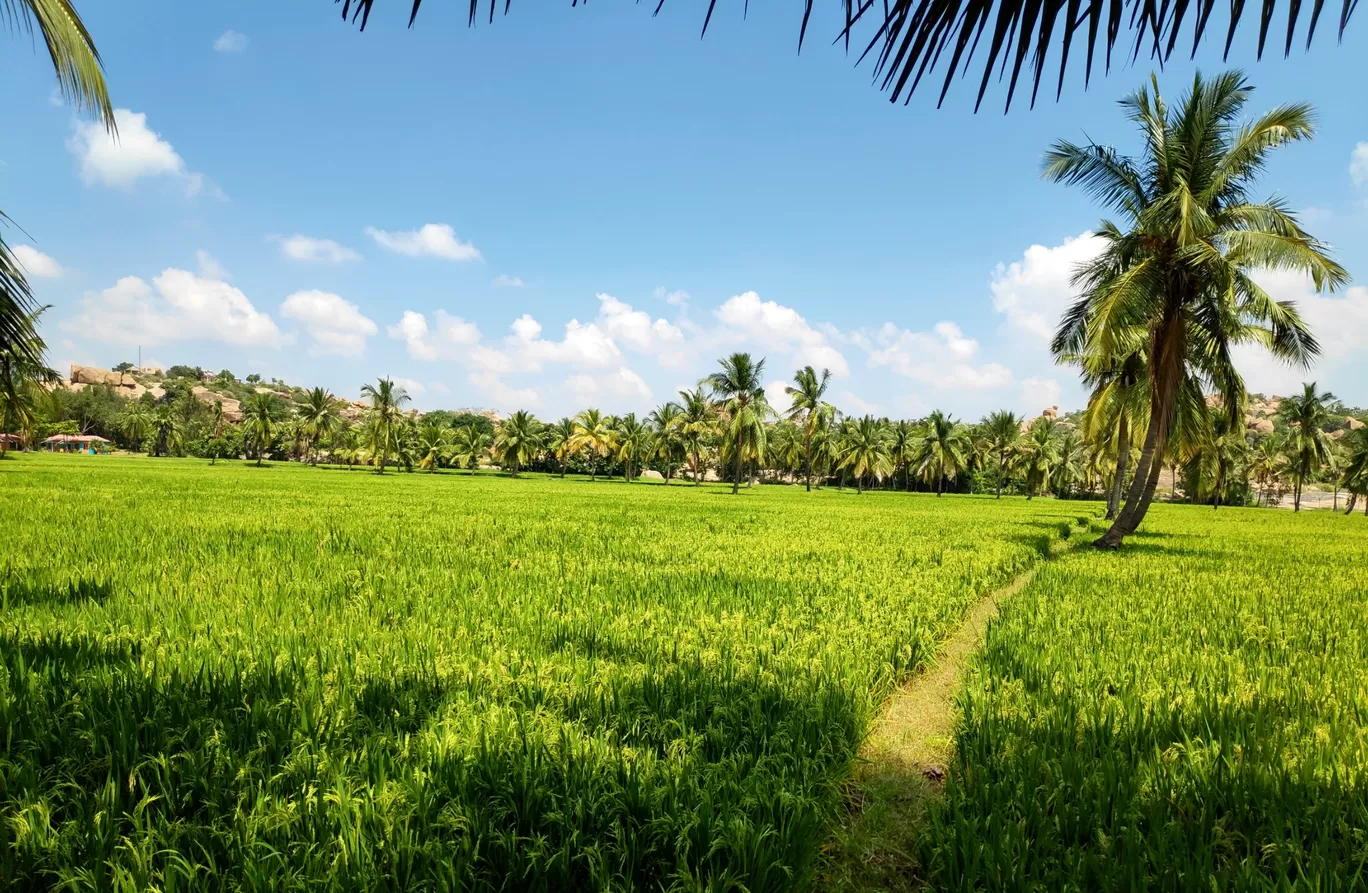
[923, 505, 1368, 890]
[0, 454, 1089, 891]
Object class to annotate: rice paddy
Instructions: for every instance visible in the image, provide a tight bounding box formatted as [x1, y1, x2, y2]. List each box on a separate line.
[0, 454, 1086, 891]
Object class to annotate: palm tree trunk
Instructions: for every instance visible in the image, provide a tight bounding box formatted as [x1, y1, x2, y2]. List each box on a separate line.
[996, 452, 1006, 499]
[1106, 415, 1130, 520]
[693, 448, 702, 486]
[1294, 477, 1301, 512]
[804, 430, 813, 492]
[732, 429, 743, 495]
[1119, 453, 1165, 535]
[1344, 494, 1356, 514]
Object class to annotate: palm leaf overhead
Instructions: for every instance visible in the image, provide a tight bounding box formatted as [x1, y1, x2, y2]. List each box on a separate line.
[334, 0, 1357, 110]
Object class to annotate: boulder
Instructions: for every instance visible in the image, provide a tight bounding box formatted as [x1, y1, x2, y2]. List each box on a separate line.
[640, 469, 664, 481]
[1347, 416, 1365, 431]
[1247, 418, 1275, 436]
[1041, 406, 1059, 419]
[70, 364, 133, 388]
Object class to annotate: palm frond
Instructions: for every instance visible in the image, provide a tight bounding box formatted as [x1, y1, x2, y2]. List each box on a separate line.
[4, 0, 114, 131]
[332, 0, 1357, 111]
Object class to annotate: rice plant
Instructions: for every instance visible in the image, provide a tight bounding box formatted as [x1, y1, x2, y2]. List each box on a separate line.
[0, 454, 1085, 891]
[924, 505, 1368, 891]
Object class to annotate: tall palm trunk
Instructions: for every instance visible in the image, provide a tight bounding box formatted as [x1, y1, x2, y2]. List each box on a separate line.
[857, 473, 864, 494]
[1344, 494, 1356, 514]
[1106, 415, 1130, 520]
[996, 451, 1007, 499]
[732, 426, 744, 495]
[693, 448, 702, 486]
[804, 428, 813, 492]
[1097, 306, 1184, 548]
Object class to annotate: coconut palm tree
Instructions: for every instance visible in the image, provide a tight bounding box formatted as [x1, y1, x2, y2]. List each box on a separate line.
[337, 0, 1354, 114]
[298, 386, 340, 465]
[1049, 72, 1346, 547]
[784, 365, 834, 492]
[570, 408, 615, 481]
[677, 387, 718, 485]
[1340, 428, 1368, 516]
[978, 410, 1022, 499]
[242, 392, 283, 466]
[1192, 409, 1250, 508]
[452, 422, 491, 474]
[1250, 436, 1286, 507]
[1278, 382, 1335, 512]
[614, 412, 652, 482]
[119, 400, 151, 454]
[495, 409, 542, 478]
[1, 2, 112, 368]
[546, 417, 576, 478]
[359, 377, 410, 474]
[648, 402, 685, 484]
[1015, 417, 1061, 499]
[705, 352, 770, 495]
[0, 308, 57, 451]
[888, 419, 918, 491]
[416, 420, 451, 472]
[839, 415, 893, 494]
[913, 410, 970, 496]
[149, 406, 186, 458]
[1054, 430, 1088, 498]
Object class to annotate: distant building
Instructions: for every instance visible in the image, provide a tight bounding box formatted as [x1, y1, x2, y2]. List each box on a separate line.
[43, 434, 113, 455]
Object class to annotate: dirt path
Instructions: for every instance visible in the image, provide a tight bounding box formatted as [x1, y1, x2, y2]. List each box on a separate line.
[817, 525, 1089, 891]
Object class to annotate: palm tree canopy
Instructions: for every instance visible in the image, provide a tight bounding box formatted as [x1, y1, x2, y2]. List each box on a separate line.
[334, 0, 1356, 112]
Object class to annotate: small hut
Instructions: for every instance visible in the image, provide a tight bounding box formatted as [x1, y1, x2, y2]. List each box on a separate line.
[42, 434, 113, 455]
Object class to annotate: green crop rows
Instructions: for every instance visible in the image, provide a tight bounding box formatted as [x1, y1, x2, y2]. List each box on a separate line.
[0, 455, 1086, 891]
[924, 506, 1368, 890]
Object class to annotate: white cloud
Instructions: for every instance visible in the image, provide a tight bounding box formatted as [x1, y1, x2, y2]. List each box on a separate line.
[365, 224, 481, 261]
[391, 377, 426, 397]
[564, 366, 653, 407]
[765, 380, 793, 416]
[280, 290, 378, 357]
[841, 390, 882, 416]
[1020, 377, 1063, 413]
[273, 234, 361, 263]
[195, 250, 229, 280]
[1351, 142, 1368, 188]
[596, 293, 685, 364]
[1233, 269, 1368, 397]
[388, 309, 481, 361]
[64, 268, 289, 348]
[990, 232, 1104, 339]
[506, 314, 622, 371]
[493, 274, 525, 287]
[67, 109, 216, 197]
[12, 245, 63, 279]
[863, 320, 1013, 390]
[714, 290, 850, 377]
[213, 30, 249, 52]
[468, 370, 542, 409]
[655, 286, 690, 307]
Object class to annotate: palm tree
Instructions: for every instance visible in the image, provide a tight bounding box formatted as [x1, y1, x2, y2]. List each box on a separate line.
[1192, 409, 1250, 508]
[242, 392, 282, 466]
[648, 402, 685, 484]
[451, 422, 491, 474]
[677, 387, 718, 486]
[416, 420, 451, 472]
[338, 1, 1354, 114]
[913, 410, 970, 496]
[149, 406, 185, 458]
[1340, 428, 1368, 516]
[1015, 417, 1061, 499]
[1251, 436, 1286, 507]
[705, 352, 770, 495]
[359, 377, 410, 474]
[0, 309, 57, 451]
[839, 415, 893, 494]
[614, 412, 652, 482]
[119, 400, 151, 454]
[1, 2, 111, 369]
[1278, 383, 1335, 512]
[1053, 430, 1087, 498]
[546, 417, 576, 477]
[978, 410, 1022, 499]
[784, 365, 834, 492]
[495, 409, 542, 477]
[298, 386, 340, 465]
[888, 419, 918, 491]
[570, 408, 615, 481]
[208, 399, 226, 465]
[1049, 73, 1346, 547]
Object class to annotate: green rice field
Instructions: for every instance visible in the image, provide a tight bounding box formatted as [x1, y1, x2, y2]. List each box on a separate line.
[3, 454, 1365, 891]
[0, 454, 1086, 891]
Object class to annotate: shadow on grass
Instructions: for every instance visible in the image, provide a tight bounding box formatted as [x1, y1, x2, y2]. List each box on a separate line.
[1, 576, 114, 609]
[0, 625, 862, 892]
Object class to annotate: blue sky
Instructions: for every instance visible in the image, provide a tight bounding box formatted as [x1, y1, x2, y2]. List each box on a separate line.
[3, 1, 1366, 419]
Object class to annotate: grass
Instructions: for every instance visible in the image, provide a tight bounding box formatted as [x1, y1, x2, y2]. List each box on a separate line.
[0, 453, 1087, 891]
[920, 505, 1368, 891]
